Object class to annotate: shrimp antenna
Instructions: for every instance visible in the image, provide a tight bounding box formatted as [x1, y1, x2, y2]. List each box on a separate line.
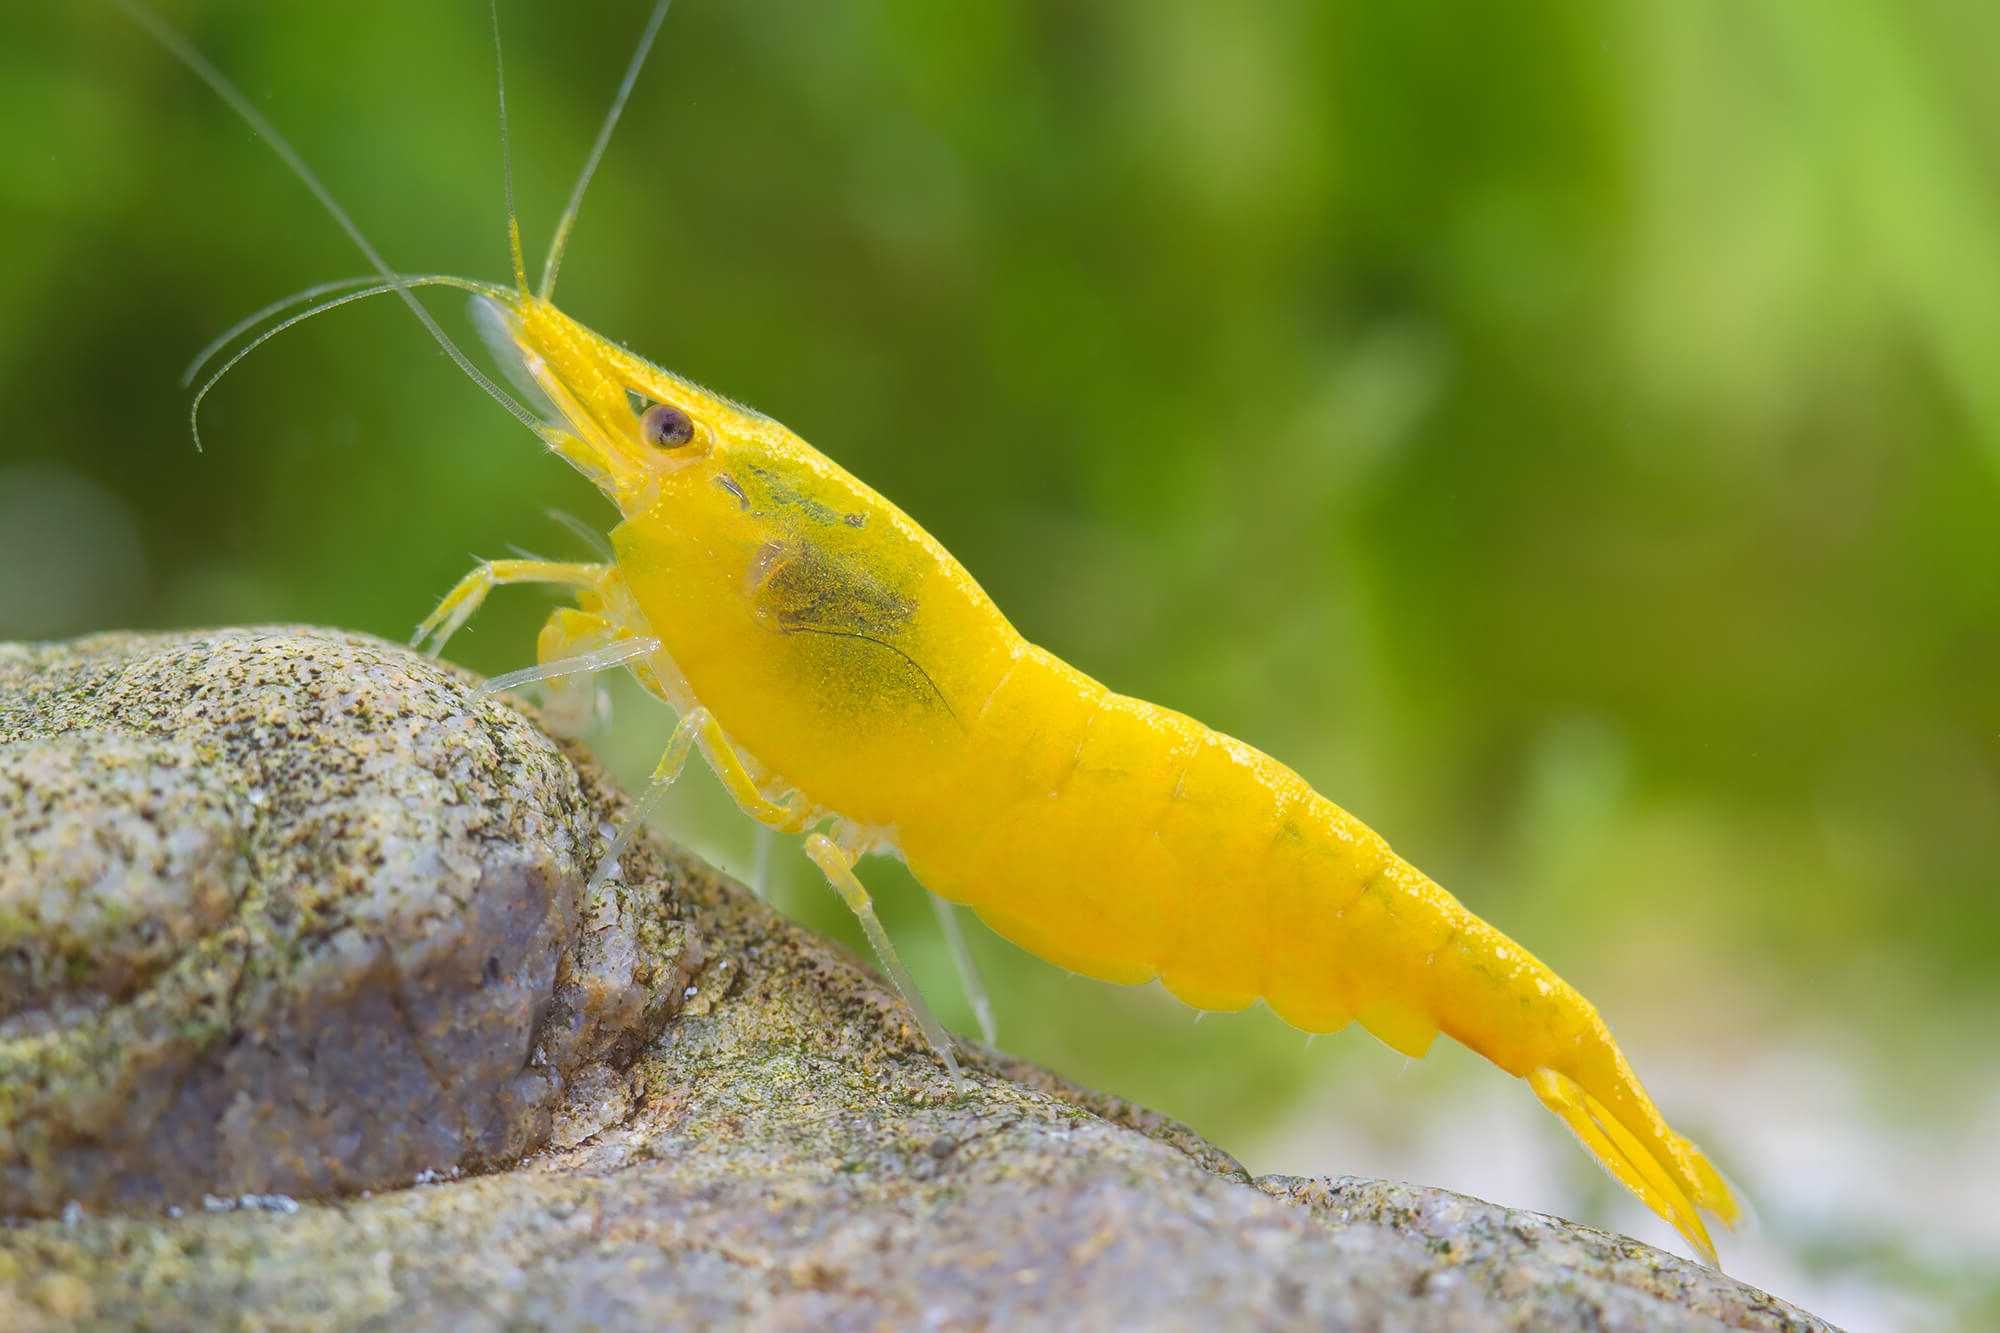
[115, 0, 547, 440]
[184, 275, 385, 387]
[489, 0, 528, 291]
[188, 275, 502, 453]
[538, 0, 674, 301]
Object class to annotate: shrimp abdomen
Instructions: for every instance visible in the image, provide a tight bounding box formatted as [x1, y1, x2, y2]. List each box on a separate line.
[904, 647, 1738, 1260]
[907, 648, 1390, 1016]
[907, 649, 1187, 985]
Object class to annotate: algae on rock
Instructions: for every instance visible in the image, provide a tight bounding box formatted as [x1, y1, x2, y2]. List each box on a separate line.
[0, 629, 1831, 1330]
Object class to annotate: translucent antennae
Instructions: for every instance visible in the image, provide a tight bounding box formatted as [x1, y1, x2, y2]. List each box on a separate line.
[546, 508, 614, 560]
[184, 276, 382, 387]
[116, 0, 545, 438]
[490, 0, 528, 291]
[538, 0, 673, 301]
[190, 276, 499, 453]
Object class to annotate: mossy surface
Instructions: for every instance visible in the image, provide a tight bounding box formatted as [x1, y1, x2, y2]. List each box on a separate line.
[0, 629, 1832, 1330]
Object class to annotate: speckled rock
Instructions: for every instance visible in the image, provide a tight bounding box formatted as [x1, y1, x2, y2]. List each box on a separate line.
[0, 629, 1833, 1331]
[0, 629, 693, 1216]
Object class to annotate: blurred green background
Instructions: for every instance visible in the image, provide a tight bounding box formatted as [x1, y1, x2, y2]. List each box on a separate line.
[4, 2, 1997, 1325]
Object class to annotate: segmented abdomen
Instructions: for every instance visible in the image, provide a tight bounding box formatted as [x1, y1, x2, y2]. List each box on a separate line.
[901, 643, 1472, 1039]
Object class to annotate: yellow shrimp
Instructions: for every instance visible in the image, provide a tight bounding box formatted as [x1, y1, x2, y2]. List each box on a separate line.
[127, 0, 1741, 1266]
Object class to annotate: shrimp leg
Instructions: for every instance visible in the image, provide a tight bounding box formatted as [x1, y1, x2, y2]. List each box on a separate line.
[588, 702, 704, 892]
[930, 896, 997, 1046]
[685, 711, 816, 834]
[478, 606, 658, 736]
[747, 823, 774, 901]
[411, 558, 609, 656]
[804, 831, 963, 1092]
[646, 704, 964, 1085]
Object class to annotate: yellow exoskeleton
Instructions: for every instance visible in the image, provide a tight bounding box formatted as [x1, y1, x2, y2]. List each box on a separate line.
[127, 0, 1741, 1265]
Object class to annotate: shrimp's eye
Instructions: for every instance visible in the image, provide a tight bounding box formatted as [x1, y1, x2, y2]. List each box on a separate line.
[640, 402, 695, 449]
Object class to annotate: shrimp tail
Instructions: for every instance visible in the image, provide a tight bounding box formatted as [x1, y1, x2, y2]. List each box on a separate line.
[1527, 1065, 1737, 1266]
[1441, 914, 1740, 1264]
[1337, 858, 1742, 1264]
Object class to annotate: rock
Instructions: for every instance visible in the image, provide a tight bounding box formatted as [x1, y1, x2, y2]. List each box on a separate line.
[0, 628, 1831, 1330]
[0, 628, 692, 1216]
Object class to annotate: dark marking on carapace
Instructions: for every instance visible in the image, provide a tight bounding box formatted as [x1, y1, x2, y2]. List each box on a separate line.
[745, 462, 843, 527]
[715, 473, 751, 510]
[755, 538, 915, 641]
[746, 536, 956, 724]
[780, 623, 960, 725]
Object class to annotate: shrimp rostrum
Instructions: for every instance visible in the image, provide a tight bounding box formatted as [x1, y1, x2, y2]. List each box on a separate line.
[132, 0, 1740, 1266]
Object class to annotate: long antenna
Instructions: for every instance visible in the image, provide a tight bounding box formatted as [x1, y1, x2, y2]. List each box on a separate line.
[538, 0, 673, 301]
[189, 276, 500, 453]
[117, 0, 546, 438]
[490, 0, 528, 290]
[183, 275, 383, 386]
